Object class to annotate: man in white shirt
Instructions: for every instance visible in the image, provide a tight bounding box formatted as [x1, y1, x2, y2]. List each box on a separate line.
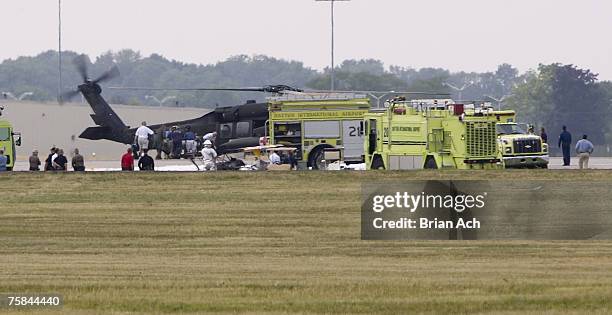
[202, 132, 217, 145]
[201, 140, 217, 171]
[269, 151, 281, 164]
[134, 121, 154, 154]
[575, 134, 594, 169]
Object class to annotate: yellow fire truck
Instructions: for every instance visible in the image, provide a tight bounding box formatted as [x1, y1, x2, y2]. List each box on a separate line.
[0, 107, 22, 171]
[363, 98, 502, 170]
[267, 93, 370, 169]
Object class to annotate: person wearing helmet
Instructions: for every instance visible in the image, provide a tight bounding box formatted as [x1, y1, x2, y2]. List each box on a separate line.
[201, 140, 217, 171]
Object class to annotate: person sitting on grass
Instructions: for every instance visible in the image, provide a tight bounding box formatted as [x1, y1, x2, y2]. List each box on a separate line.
[52, 149, 68, 171]
[121, 147, 135, 171]
[138, 149, 155, 171]
[72, 148, 85, 171]
[29, 150, 41, 171]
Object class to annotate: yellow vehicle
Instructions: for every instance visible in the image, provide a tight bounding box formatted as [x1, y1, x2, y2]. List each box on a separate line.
[0, 107, 22, 171]
[364, 98, 502, 170]
[267, 93, 370, 169]
[494, 110, 548, 168]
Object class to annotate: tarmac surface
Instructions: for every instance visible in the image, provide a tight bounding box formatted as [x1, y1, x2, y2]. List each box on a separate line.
[10, 156, 612, 171]
[1, 100, 208, 160]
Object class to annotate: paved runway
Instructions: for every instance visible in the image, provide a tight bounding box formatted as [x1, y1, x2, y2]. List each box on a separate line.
[547, 157, 612, 169]
[9, 156, 612, 171]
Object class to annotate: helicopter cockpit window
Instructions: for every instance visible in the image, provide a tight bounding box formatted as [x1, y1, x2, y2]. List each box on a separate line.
[220, 124, 232, 139]
[236, 121, 250, 138]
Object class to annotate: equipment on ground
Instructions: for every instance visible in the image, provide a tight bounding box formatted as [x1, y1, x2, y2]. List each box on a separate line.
[493, 110, 549, 168]
[363, 98, 502, 170]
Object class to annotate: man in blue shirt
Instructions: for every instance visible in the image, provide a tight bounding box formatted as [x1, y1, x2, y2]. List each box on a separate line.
[169, 126, 183, 159]
[183, 125, 197, 157]
[558, 125, 572, 166]
[575, 134, 594, 169]
[0, 149, 7, 171]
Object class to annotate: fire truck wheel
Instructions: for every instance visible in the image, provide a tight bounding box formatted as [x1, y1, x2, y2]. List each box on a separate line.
[307, 145, 332, 170]
[371, 156, 385, 170]
[425, 156, 438, 169]
[7, 167, 12, 171]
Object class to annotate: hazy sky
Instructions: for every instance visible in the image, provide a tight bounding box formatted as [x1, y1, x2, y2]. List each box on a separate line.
[2, 0, 611, 79]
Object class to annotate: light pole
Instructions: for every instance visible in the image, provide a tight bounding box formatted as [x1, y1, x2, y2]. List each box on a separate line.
[146, 95, 176, 107]
[443, 81, 473, 101]
[58, 0, 62, 103]
[485, 95, 511, 110]
[316, 0, 350, 91]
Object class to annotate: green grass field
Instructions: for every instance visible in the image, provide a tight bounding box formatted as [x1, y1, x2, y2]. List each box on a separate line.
[1, 170, 612, 314]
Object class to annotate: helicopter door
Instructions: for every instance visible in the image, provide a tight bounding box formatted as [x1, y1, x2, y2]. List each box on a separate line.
[219, 123, 233, 139]
[235, 121, 251, 138]
[342, 120, 364, 161]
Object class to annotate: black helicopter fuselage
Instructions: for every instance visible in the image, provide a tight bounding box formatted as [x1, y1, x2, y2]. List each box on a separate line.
[77, 82, 268, 154]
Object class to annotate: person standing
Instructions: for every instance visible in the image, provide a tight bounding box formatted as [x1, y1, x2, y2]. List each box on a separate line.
[29, 150, 41, 171]
[134, 121, 154, 155]
[183, 125, 197, 157]
[200, 140, 217, 171]
[72, 148, 85, 171]
[540, 127, 548, 144]
[527, 125, 535, 135]
[170, 126, 183, 158]
[0, 149, 7, 172]
[52, 149, 68, 171]
[558, 125, 572, 166]
[575, 135, 594, 169]
[121, 147, 135, 171]
[288, 150, 298, 170]
[138, 149, 155, 171]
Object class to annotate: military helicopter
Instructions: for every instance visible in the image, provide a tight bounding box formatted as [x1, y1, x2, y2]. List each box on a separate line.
[62, 55, 449, 163]
[61, 55, 301, 158]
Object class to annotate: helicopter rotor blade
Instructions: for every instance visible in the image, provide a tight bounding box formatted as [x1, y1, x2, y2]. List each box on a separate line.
[108, 87, 267, 92]
[59, 89, 81, 104]
[93, 65, 120, 84]
[72, 54, 90, 82]
[108, 84, 303, 93]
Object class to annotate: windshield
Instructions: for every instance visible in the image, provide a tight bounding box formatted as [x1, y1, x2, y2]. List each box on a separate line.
[0, 127, 9, 141]
[496, 124, 526, 135]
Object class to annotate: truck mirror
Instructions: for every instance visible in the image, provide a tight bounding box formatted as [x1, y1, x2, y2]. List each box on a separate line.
[13, 133, 22, 146]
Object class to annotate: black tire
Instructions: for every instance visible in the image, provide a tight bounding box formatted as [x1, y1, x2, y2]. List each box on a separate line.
[425, 157, 438, 169]
[307, 145, 332, 170]
[371, 156, 385, 170]
[7, 167, 12, 171]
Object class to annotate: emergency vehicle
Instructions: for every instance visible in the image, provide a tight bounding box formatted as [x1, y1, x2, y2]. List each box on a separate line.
[363, 98, 502, 170]
[267, 93, 370, 169]
[493, 110, 549, 168]
[0, 107, 22, 170]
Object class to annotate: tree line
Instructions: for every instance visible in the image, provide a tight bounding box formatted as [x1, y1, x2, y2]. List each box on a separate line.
[0, 50, 610, 143]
